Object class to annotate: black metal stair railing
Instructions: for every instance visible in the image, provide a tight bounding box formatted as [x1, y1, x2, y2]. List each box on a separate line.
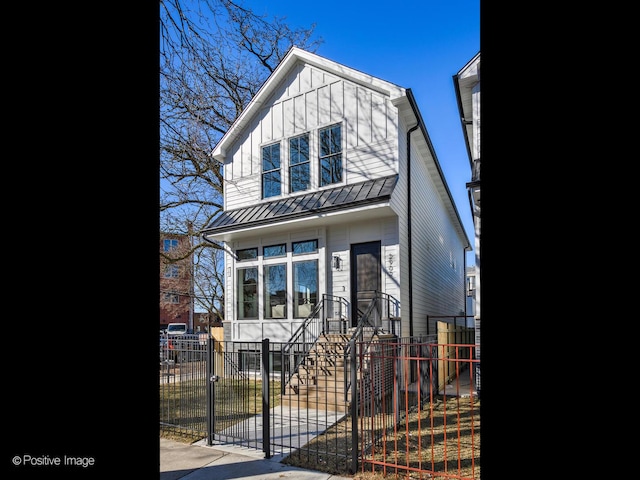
[343, 291, 401, 402]
[281, 294, 349, 394]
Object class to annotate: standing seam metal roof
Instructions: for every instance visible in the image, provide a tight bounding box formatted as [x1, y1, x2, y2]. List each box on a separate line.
[203, 175, 398, 236]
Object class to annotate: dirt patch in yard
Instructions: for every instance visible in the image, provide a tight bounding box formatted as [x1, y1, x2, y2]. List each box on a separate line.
[283, 395, 480, 479]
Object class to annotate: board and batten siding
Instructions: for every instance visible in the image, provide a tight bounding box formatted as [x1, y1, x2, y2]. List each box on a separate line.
[223, 61, 399, 211]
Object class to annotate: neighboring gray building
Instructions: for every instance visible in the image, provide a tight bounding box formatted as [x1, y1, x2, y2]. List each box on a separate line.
[454, 51, 480, 392]
[203, 47, 471, 343]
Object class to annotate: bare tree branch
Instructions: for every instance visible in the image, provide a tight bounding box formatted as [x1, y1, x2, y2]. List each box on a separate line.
[160, 0, 322, 318]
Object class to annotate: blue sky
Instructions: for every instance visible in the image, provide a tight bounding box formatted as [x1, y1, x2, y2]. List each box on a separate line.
[244, 0, 480, 266]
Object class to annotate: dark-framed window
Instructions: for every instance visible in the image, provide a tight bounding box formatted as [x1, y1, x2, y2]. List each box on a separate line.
[264, 263, 286, 318]
[264, 244, 286, 258]
[292, 239, 318, 254]
[237, 248, 258, 261]
[237, 267, 258, 319]
[289, 133, 310, 192]
[319, 124, 342, 186]
[293, 260, 318, 318]
[262, 143, 281, 198]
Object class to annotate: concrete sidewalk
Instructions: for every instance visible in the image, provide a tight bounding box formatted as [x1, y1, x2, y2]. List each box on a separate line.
[160, 437, 353, 480]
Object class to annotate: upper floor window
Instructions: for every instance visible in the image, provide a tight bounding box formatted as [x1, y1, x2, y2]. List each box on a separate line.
[163, 239, 178, 252]
[466, 275, 476, 296]
[163, 292, 180, 304]
[262, 143, 281, 198]
[289, 133, 310, 192]
[164, 264, 179, 278]
[319, 124, 342, 186]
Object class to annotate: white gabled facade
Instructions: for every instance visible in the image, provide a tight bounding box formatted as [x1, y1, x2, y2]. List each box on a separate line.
[203, 47, 471, 342]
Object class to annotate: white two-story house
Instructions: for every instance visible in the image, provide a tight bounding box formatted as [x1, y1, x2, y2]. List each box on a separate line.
[202, 47, 471, 343]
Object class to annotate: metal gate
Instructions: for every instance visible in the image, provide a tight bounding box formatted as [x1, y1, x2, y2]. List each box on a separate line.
[205, 338, 351, 460]
[160, 333, 479, 478]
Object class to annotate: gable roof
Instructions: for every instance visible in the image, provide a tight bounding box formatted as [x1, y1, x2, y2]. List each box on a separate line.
[206, 46, 471, 250]
[210, 46, 406, 162]
[203, 175, 398, 236]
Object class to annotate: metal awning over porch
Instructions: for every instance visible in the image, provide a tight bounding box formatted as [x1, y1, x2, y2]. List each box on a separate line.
[203, 175, 398, 241]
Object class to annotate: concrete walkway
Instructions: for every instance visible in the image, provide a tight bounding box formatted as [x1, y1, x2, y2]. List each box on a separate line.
[161, 405, 352, 480]
[160, 437, 352, 480]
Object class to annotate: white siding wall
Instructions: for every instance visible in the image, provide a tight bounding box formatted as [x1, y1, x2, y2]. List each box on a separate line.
[381, 219, 400, 298]
[406, 146, 466, 337]
[218, 57, 467, 343]
[223, 61, 399, 211]
[391, 119, 410, 338]
[326, 217, 401, 318]
[326, 224, 349, 299]
[391, 115, 466, 337]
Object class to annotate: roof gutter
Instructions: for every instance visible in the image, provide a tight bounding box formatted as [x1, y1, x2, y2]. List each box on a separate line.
[452, 73, 473, 169]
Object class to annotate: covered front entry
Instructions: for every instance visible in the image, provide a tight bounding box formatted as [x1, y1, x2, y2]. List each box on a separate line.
[350, 241, 381, 327]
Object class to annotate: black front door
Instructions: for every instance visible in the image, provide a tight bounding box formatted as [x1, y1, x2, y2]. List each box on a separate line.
[350, 241, 381, 327]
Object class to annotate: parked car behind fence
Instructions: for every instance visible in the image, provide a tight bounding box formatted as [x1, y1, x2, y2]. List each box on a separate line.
[159, 332, 208, 364]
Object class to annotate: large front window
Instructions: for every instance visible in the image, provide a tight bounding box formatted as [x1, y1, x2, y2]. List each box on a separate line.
[235, 240, 319, 321]
[264, 264, 286, 318]
[294, 260, 318, 318]
[237, 267, 258, 319]
[319, 124, 342, 186]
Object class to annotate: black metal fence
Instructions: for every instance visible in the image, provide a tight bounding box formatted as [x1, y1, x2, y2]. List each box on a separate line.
[159, 333, 209, 438]
[160, 332, 479, 478]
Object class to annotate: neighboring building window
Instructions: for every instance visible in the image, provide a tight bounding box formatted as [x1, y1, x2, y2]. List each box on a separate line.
[264, 264, 286, 318]
[293, 239, 318, 254]
[289, 133, 310, 192]
[319, 124, 342, 186]
[264, 244, 286, 258]
[293, 260, 318, 318]
[262, 143, 281, 198]
[237, 267, 258, 319]
[164, 264, 179, 278]
[237, 248, 258, 261]
[163, 239, 178, 252]
[467, 275, 475, 296]
[164, 292, 179, 304]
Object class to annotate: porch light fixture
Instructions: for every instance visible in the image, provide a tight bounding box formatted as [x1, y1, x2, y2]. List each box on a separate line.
[332, 255, 341, 271]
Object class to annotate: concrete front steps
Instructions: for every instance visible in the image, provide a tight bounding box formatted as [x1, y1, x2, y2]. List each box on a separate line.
[280, 331, 398, 413]
[281, 333, 352, 413]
